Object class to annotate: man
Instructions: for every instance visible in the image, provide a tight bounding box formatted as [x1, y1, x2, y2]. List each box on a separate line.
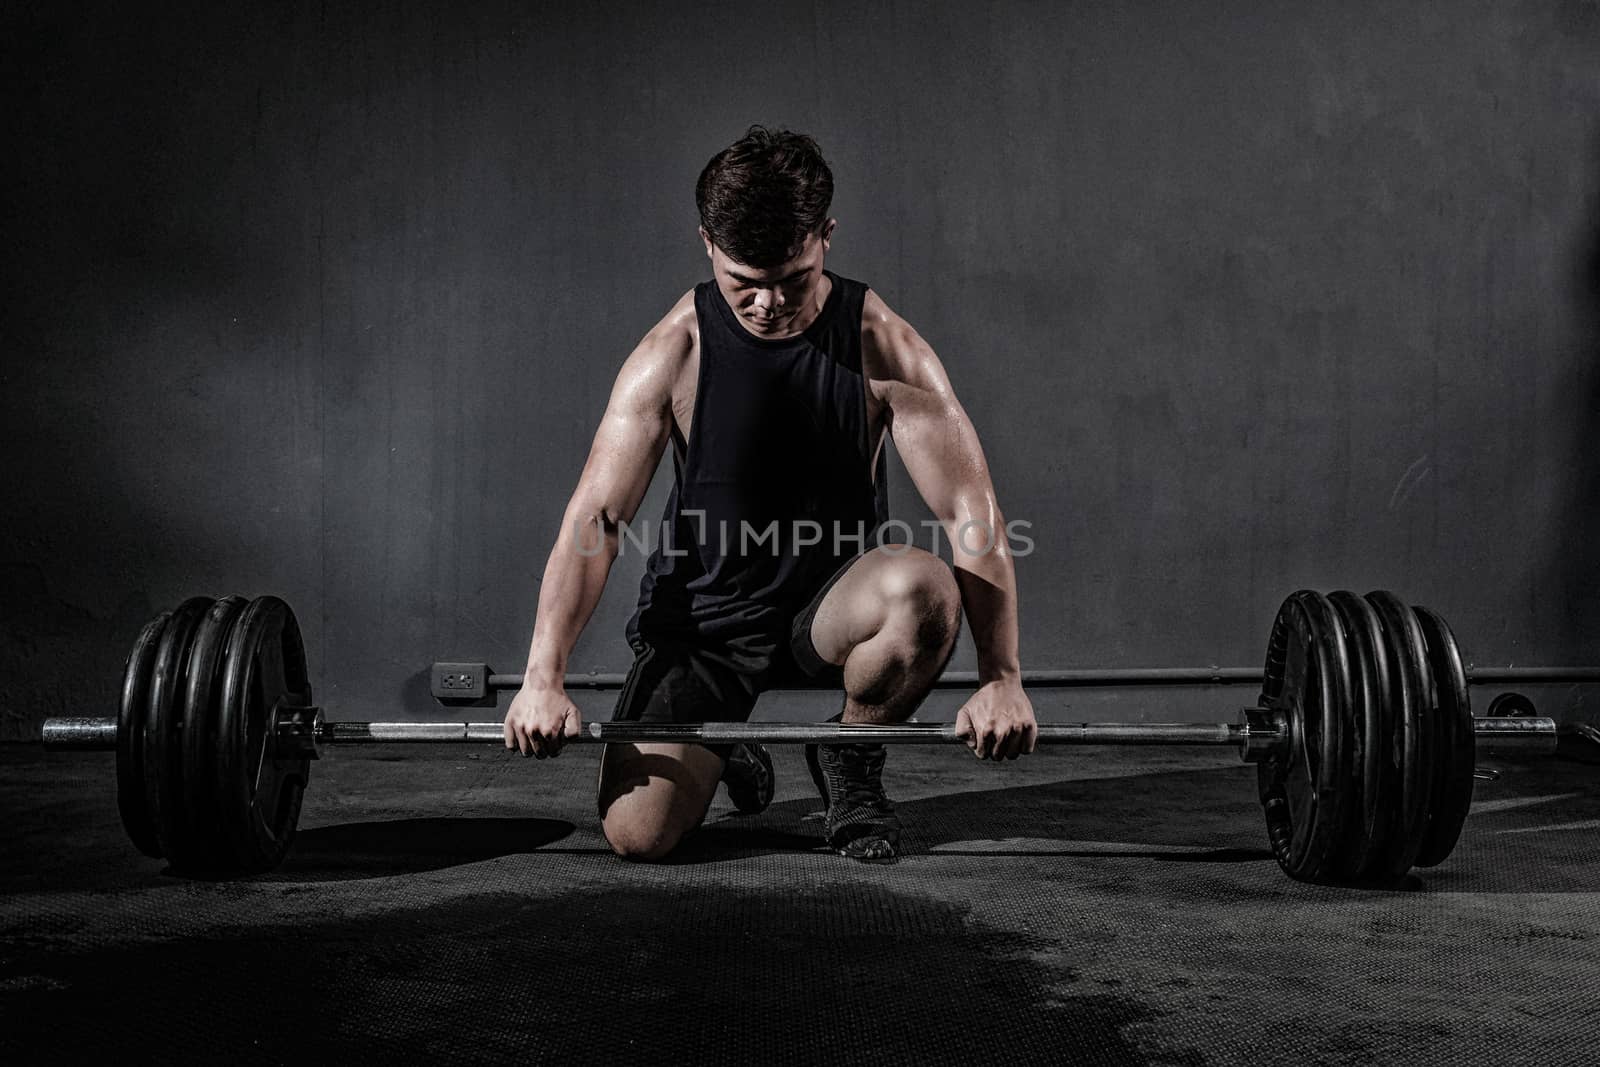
[504, 126, 1036, 863]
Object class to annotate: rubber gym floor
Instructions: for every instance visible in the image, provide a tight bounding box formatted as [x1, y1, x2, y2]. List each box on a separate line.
[3, 730, 1599, 1065]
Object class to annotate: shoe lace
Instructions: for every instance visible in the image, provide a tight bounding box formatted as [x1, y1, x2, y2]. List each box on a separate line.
[829, 743, 890, 811]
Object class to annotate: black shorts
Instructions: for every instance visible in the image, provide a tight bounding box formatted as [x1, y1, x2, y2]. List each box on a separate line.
[611, 550, 867, 749]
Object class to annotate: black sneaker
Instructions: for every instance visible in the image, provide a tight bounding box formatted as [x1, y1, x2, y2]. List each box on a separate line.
[721, 742, 775, 815]
[805, 738, 900, 863]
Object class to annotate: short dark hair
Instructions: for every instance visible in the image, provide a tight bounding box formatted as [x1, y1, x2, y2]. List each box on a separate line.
[696, 126, 834, 268]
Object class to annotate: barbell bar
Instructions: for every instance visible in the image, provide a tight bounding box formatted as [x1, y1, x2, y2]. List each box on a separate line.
[35, 589, 1573, 883]
[43, 710, 1556, 757]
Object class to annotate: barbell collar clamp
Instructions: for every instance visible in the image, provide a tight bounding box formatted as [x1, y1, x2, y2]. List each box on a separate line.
[1238, 707, 1285, 764]
[268, 703, 324, 760]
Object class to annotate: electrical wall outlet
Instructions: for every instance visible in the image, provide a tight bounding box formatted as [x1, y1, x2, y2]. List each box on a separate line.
[432, 662, 490, 702]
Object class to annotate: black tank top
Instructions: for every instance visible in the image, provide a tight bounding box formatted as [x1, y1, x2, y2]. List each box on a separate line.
[626, 271, 889, 669]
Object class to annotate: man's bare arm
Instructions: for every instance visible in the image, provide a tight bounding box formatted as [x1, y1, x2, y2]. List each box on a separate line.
[863, 291, 1034, 758]
[863, 291, 1020, 683]
[523, 301, 690, 685]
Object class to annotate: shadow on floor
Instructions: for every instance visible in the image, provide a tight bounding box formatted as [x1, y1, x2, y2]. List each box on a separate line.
[0, 884, 1165, 1065]
[257, 817, 577, 882]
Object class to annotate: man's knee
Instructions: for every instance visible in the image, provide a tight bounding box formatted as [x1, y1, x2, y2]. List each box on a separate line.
[602, 811, 684, 863]
[596, 743, 723, 863]
[874, 548, 962, 653]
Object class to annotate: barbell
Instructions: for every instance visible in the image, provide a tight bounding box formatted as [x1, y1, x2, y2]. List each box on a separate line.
[42, 590, 1561, 882]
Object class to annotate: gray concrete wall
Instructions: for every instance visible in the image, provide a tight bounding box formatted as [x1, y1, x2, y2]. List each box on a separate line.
[4, 1, 1597, 736]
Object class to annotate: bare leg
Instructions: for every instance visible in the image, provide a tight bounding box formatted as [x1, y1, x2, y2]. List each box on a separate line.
[597, 742, 724, 862]
[808, 546, 963, 722]
[801, 546, 962, 860]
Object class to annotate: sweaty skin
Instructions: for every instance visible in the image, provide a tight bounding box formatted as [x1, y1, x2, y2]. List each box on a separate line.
[503, 223, 1036, 762]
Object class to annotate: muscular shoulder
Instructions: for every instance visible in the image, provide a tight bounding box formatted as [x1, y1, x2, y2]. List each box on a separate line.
[612, 289, 698, 408]
[861, 288, 953, 400]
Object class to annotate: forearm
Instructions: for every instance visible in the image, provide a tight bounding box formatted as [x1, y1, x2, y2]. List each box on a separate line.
[523, 506, 623, 687]
[944, 507, 1021, 684]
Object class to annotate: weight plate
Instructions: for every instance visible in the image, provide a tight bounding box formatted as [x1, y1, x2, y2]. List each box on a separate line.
[1327, 591, 1390, 881]
[177, 595, 249, 871]
[1413, 604, 1474, 868]
[216, 596, 312, 872]
[1365, 591, 1436, 882]
[1257, 591, 1351, 882]
[117, 612, 169, 858]
[141, 596, 215, 864]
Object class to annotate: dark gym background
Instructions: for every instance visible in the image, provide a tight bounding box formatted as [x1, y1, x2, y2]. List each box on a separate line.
[7, 6, 1600, 1066]
[3, 2, 1598, 736]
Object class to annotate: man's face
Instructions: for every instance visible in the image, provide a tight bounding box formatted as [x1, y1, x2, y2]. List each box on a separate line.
[701, 220, 836, 338]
